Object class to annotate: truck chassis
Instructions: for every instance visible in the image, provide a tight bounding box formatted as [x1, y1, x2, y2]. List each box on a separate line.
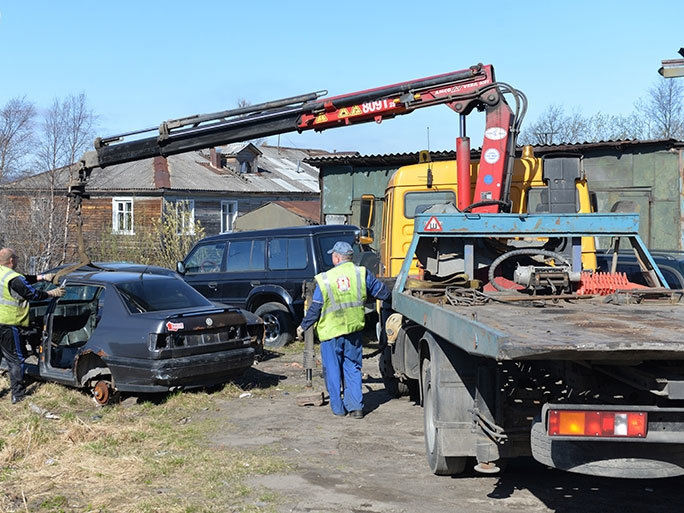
[384, 212, 684, 478]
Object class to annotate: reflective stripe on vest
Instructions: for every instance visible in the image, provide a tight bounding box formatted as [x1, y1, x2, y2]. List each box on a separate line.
[318, 265, 364, 315]
[314, 262, 366, 341]
[0, 265, 29, 326]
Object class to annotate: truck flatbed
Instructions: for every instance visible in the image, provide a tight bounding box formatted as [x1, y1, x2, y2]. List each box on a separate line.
[394, 290, 684, 361]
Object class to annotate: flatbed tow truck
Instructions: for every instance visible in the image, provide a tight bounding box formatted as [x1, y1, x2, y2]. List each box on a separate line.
[58, 62, 684, 479]
[384, 209, 684, 478]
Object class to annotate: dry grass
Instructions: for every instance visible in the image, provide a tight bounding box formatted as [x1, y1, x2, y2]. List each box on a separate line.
[0, 375, 292, 513]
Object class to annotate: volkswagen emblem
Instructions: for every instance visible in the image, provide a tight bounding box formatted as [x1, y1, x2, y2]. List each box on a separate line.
[205, 317, 213, 326]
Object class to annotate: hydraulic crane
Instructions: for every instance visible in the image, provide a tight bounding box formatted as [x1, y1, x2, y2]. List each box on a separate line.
[61, 64, 526, 276]
[69, 63, 526, 214]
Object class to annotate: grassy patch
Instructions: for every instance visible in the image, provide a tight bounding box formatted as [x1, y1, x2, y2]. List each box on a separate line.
[0, 374, 291, 512]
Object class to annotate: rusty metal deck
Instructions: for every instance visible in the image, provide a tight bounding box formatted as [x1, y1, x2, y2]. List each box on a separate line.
[393, 291, 684, 361]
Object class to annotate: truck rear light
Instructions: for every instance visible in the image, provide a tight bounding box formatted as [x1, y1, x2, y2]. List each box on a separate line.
[548, 410, 647, 438]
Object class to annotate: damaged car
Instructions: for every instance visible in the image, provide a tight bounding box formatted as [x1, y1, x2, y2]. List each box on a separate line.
[22, 268, 263, 404]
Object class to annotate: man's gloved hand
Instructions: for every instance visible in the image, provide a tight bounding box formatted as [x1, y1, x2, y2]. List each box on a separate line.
[40, 273, 56, 282]
[47, 287, 65, 298]
[296, 326, 305, 340]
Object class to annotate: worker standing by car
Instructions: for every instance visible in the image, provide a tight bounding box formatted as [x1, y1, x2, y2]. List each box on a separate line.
[297, 241, 390, 419]
[0, 248, 63, 404]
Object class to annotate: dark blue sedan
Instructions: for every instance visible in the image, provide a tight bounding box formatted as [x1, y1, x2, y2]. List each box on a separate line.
[25, 269, 263, 404]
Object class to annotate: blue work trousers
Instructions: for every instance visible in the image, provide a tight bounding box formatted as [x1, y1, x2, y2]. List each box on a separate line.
[0, 325, 27, 401]
[320, 331, 363, 415]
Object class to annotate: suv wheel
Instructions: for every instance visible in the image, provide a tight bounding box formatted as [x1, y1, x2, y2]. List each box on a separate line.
[255, 302, 294, 348]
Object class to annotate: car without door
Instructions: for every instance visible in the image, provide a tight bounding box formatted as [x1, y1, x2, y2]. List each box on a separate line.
[21, 269, 263, 404]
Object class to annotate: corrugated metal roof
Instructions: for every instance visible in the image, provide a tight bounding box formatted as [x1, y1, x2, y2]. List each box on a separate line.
[304, 138, 684, 166]
[1, 144, 326, 195]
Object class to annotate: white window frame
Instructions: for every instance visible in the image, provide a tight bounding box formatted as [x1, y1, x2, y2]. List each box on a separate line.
[168, 199, 196, 235]
[221, 200, 238, 233]
[112, 197, 134, 235]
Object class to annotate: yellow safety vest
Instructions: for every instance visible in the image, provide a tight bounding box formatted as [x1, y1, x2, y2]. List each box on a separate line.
[0, 265, 29, 327]
[314, 262, 366, 341]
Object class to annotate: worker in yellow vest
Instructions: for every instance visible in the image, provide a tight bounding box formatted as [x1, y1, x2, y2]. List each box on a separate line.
[298, 241, 390, 419]
[0, 248, 64, 404]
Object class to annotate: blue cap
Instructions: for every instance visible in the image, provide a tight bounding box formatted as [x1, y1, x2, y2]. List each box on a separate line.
[327, 241, 353, 255]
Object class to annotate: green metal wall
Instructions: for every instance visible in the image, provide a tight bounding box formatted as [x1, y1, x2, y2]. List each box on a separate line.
[318, 142, 684, 252]
[321, 164, 397, 250]
[581, 147, 682, 249]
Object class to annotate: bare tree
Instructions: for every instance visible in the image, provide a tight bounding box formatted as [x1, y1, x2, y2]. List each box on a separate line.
[520, 106, 652, 145]
[26, 94, 96, 268]
[519, 105, 585, 145]
[60, 93, 96, 261]
[0, 96, 36, 182]
[636, 78, 684, 139]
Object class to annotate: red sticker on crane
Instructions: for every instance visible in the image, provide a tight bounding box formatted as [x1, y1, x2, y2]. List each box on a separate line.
[424, 216, 443, 232]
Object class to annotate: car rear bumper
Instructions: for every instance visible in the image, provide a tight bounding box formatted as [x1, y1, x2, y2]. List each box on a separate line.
[105, 347, 256, 392]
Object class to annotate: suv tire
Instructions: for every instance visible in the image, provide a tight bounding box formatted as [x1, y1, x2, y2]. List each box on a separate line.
[255, 302, 294, 348]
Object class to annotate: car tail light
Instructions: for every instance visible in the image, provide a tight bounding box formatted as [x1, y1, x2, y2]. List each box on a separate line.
[548, 410, 647, 438]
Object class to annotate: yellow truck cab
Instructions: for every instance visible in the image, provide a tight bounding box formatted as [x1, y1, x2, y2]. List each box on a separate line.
[379, 150, 597, 277]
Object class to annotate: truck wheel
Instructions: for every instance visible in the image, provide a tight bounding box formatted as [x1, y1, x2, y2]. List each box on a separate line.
[379, 346, 410, 398]
[422, 357, 466, 475]
[255, 302, 294, 348]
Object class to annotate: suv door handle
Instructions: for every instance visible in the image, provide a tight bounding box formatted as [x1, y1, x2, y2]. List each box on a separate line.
[250, 281, 261, 286]
[208, 282, 218, 290]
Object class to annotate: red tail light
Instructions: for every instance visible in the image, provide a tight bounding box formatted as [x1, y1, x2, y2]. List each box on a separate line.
[548, 410, 647, 438]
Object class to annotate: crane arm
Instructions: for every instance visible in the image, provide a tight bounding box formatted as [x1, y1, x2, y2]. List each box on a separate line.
[74, 64, 502, 182]
[68, 63, 525, 238]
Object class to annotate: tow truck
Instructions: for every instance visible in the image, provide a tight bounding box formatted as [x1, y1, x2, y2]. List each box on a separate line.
[383, 208, 684, 478]
[61, 64, 684, 479]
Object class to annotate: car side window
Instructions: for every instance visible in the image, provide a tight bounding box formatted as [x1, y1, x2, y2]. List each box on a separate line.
[658, 266, 683, 288]
[184, 242, 226, 274]
[60, 284, 101, 301]
[317, 234, 358, 270]
[226, 240, 265, 272]
[268, 238, 308, 270]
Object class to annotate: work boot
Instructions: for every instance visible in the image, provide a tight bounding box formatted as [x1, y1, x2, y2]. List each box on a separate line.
[350, 410, 364, 419]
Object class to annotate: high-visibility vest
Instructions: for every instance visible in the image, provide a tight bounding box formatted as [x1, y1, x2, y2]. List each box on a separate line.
[314, 262, 366, 341]
[0, 265, 29, 327]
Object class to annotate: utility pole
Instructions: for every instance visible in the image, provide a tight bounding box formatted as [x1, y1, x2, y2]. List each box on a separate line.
[658, 48, 684, 78]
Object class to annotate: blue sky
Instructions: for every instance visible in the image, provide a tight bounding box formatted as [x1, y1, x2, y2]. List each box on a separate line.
[1, 1, 682, 155]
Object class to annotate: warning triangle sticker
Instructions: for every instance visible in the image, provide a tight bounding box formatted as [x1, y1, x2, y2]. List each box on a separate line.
[424, 216, 443, 232]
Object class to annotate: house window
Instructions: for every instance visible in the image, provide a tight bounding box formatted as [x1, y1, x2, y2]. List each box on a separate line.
[112, 197, 134, 234]
[221, 201, 238, 233]
[168, 199, 195, 235]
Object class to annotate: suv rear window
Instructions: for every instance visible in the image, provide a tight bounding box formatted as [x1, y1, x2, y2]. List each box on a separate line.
[116, 278, 211, 313]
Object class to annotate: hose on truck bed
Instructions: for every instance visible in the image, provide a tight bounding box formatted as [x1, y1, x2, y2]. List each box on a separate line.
[487, 248, 570, 292]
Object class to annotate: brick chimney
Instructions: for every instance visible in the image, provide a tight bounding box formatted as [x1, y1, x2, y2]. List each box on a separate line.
[153, 156, 171, 189]
[210, 147, 222, 169]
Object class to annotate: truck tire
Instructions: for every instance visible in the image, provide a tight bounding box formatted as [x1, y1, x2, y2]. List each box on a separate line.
[379, 346, 410, 398]
[255, 302, 294, 348]
[422, 357, 467, 475]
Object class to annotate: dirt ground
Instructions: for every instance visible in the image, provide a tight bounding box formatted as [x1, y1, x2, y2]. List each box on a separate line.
[208, 348, 684, 513]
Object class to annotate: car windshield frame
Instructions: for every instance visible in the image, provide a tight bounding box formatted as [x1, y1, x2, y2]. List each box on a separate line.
[114, 276, 214, 314]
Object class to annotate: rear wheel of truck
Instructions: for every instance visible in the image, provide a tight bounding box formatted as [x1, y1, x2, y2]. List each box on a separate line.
[255, 302, 294, 348]
[422, 357, 467, 475]
[379, 346, 411, 398]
